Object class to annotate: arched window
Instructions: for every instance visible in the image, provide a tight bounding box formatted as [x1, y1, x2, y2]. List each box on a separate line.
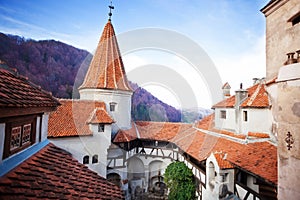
[92, 155, 98, 164]
[83, 155, 89, 164]
[208, 162, 216, 190]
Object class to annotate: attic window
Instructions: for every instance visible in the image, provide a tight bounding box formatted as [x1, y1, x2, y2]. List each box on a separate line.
[92, 155, 98, 164]
[3, 116, 36, 159]
[83, 155, 89, 164]
[288, 12, 300, 26]
[220, 110, 226, 119]
[110, 102, 117, 112]
[243, 111, 248, 122]
[98, 124, 105, 132]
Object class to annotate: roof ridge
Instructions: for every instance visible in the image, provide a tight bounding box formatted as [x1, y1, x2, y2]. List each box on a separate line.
[246, 84, 262, 106]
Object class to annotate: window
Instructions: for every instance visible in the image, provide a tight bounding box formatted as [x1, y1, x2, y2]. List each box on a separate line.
[92, 155, 98, 164]
[98, 124, 105, 132]
[83, 155, 89, 164]
[220, 110, 226, 119]
[3, 116, 36, 159]
[243, 111, 248, 122]
[289, 12, 300, 26]
[109, 102, 117, 112]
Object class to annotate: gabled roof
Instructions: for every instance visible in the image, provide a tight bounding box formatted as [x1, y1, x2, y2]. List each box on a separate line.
[222, 82, 231, 89]
[87, 107, 114, 124]
[114, 120, 277, 185]
[48, 99, 112, 138]
[114, 121, 192, 143]
[79, 21, 132, 92]
[0, 68, 60, 117]
[212, 83, 270, 108]
[0, 143, 124, 199]
[213, 152, 234, 169]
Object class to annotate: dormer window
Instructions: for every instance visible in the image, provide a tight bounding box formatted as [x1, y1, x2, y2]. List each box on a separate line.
[109, 102, 117, 112]
[98, 124, 105, 132]
[3, 116, 36, 159]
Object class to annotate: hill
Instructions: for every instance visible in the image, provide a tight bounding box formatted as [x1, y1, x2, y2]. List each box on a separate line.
[0, 33, 183, 122]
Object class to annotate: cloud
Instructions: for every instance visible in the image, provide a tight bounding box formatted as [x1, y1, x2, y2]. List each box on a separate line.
[0, 14, 71, 40]
[213, 34, 266, 91]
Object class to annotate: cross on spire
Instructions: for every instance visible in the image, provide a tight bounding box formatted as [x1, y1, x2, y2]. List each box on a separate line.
[108, 0, 114, 21]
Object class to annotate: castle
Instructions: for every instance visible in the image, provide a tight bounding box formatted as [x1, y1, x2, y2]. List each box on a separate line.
[0, 0, 299, 199]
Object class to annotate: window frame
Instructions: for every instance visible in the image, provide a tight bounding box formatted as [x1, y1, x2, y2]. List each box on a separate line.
[288, 12, 300, 26]
[83, 155, 89, 164]
[98, 124, 105, 132]
[220, 110, 227, 119]
[243, 110, 248, 122]
[109, 102, 117, 112]
[92, 155, 98, 164]
[3, 115, 37, 159]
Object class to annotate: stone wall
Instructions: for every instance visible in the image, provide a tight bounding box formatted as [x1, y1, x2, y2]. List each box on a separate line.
[264, 0, 300, 80]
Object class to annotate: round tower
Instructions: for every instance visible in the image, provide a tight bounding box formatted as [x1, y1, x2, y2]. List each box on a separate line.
[79, 20, 133, 132]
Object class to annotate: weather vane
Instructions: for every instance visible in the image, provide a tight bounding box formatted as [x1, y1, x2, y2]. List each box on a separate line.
[108, 0, 114, 21]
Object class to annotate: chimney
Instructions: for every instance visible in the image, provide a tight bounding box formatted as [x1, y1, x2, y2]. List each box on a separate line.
[222, 82, 231, 99]
[253, 78, 259, 85]
[235, 83, 248, 107]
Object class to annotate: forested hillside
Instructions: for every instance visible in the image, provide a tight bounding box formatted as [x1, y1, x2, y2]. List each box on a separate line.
[0, 33, 184, 122]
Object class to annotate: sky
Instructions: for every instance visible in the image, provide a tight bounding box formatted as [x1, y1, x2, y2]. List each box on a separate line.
[0, 0, 270, 109]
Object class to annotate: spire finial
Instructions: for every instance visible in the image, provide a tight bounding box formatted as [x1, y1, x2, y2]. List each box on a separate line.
[108, 0, 114, 21]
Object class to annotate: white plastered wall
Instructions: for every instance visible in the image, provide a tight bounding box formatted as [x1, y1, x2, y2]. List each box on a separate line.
[49, 124, 112, 177]
[79, 88, 132, 130]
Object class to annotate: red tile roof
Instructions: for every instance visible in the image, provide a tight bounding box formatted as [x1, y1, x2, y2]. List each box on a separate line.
[48, 99, 112, 137]
[79, 21, 132, 92]
[186, 131, 277, 184]
[248, 132, 270, 139]
[114, 121, 192, 143]
[114, 120, 277, 184]
[212, 83, 270, 108]
[222, 82, 231, 89]
[0, 68, 59, 109]
[213, 152, 234, 169]
[115, 122, 139, 142]
[196, 114, 270, 139]
[0, 143, 124, 199]
[87, 107, 114, 124]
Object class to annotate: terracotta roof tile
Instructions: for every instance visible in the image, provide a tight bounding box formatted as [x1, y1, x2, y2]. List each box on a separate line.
[87, 107, 114, 124]
[0, 68, 59, 109]
[79, 21, 132, 92]
[196, 114, 246, 139]
[114, 122, 138, 142]
[114, 120, 277, 184]
[137, 121, 192, 141]
[248, 132, 270, 138]
[213, 152, 234, 169]
[186, 131, 277, 184]
[212, 83, 270, 108]
[48, 99, 111, 137]
[0, 143, 124, 199]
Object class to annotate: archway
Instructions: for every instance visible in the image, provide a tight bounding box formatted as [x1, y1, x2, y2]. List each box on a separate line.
[107, 173, 121, 187]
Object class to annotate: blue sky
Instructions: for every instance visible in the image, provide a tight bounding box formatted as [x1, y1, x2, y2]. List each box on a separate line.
[0, 0, 270, 109]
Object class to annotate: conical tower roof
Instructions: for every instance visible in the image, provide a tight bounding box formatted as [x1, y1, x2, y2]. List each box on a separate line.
[79, 20, 132, 92]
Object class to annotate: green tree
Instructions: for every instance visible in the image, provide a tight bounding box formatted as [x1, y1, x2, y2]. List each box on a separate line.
[164, 161, 196, 200]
